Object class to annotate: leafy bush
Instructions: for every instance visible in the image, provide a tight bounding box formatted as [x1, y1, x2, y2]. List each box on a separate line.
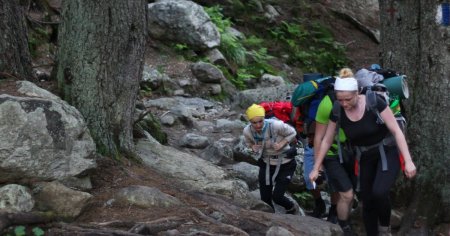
[270, 20, 348, 75]
[205, 6, 247, 66]
[206, 5, 279, 89]
[4, 226, 45, 236]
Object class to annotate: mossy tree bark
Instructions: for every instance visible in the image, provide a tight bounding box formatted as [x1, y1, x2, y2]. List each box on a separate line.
[380, 0, 450, 230]
[56, 0, 146, 157]
[0, 0, 33, 80]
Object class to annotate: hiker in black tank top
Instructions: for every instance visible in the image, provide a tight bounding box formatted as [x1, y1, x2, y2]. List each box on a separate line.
[310, 76, 416, 236]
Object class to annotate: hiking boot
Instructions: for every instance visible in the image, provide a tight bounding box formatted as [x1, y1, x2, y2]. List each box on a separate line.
[378, 226, 392, 236]
[285, 204, 299, 215]
[341, 225, 358, 236]
[310, 198, 326, 218]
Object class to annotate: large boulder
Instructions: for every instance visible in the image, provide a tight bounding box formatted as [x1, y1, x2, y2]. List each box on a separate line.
[0, 81, 96, 182]
[231, 85, 294, 110]
[147, 0, 220, 50]
[326, 0, 380, 42]
[136, 135, 263, 209]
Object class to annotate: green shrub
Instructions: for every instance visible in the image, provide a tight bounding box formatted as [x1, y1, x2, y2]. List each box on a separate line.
[270, 20, 347, 75]
[220, 33, 247, 66]
[293, 191, 314, 210]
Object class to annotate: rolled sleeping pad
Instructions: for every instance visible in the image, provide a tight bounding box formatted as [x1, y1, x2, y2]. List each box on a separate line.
[381, 75, 409, 99]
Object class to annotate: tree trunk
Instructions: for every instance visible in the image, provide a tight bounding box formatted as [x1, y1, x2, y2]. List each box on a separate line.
[0, 0, 33, 80]
[56, 0, 146, 157]
[380, 0, 450, 230]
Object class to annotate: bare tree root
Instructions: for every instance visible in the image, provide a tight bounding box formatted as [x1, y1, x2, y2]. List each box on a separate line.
[188, 207, 249, 236]
[47, 222, 142, 236]
[129, 216, 187, 235]
[0, 211, 54, 232]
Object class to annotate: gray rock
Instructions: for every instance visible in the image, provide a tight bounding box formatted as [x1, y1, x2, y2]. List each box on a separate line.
[33, 181, 92, 219]
[258, 74, 285, 88]
[266, 226, 295, 236]
[230, 162, 259, 190]
[200, 138, 235, 165]
[0, 86, 96, 183]
[136, 136, 261, 209]
[231, 85, 294, 110]
[215, 119, 246, 133]
[0, 184, 34, 213]
[208, 84, 222, 95]
[116, 185, 183, 208]
[191, 61, 225, 83]
[180, 133, 210, 149]
[205, 48, 228, 67]
[161, 114, 176, 126]
[147, 0, 220, 50]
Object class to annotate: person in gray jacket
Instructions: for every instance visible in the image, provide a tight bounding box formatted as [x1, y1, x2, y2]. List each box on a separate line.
[243, 104, 298, 214]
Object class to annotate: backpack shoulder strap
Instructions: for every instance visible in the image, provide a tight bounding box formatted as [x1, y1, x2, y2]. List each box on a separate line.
[365, 89, 384, 124]
[331, 101, 345, 164]
[331, 100, 340, 121]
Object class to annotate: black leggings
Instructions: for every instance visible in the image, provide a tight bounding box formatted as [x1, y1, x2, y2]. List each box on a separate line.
[359, 145, 400, 236]
[258, 158, 296, 210]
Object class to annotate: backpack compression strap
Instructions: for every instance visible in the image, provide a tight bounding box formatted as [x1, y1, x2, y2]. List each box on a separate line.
[365, 88, 384, 124]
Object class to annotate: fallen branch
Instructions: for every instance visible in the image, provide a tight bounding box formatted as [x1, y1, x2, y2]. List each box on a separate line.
[0, 211, 54, 232]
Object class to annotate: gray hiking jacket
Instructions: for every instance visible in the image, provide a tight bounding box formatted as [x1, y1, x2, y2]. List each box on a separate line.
[243, 118, 296, 165]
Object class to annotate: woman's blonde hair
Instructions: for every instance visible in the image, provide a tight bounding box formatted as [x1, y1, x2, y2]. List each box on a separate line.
[339, 67, 354, 78]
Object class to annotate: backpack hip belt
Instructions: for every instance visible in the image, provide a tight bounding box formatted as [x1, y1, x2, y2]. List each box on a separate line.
[353, 135, 396, 191]
[264, 153, 288, 160]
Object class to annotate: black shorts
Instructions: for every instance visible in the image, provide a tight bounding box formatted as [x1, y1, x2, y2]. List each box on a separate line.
[323, 155, 355, 192]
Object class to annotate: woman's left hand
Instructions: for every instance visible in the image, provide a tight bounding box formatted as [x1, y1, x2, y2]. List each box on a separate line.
[272, 141, 286, 151]
[404, 161, 417, 179]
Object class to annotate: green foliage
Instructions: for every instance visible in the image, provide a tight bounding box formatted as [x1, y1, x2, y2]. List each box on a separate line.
[206, 6, 257, 89]
[28, 27, 50, 58]
[219, 33, 247, 66]
[242, 35, 264, 48]
[229, 0, 246, 12]
[269, 20, 348, 75]
[139, 84, 152, 98]
[32, 227, 45, 236]
[205, 6, 280, 89]
[247, 48, 275, 74]
[205, 5, 246, 66]
[173, 43, 189, 52]
[210, 90, 229, 102]
[235, 68, 253, 88]
[171, 43, 199, 61]
[204, 6, 231, 33]
[293, 191, 314, 209]
[135, 113, 168, 145]
[204, 4, 347, 89]
[5, 226, 45, 236]
[14, 226, 26, 236]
